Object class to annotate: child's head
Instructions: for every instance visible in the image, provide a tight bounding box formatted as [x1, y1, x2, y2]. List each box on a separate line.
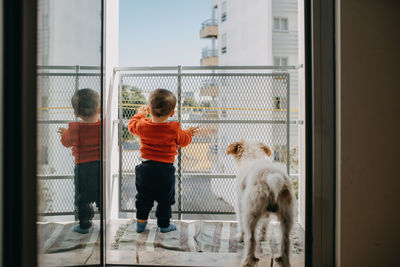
[71, 88, 100, 119]
[148, 89, 176, 118]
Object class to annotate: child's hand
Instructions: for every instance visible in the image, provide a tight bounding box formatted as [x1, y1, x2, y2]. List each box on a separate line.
[187, 127, 199, 136]
[138, 105, 149, 116]
[57, 127, 67, 135]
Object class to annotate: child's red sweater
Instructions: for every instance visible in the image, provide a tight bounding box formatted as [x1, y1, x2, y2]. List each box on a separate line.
[128, 113, 192, 163]
[61, 121, 101, 164]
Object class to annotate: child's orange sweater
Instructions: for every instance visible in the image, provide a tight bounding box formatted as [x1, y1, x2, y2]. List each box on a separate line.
[128, 113, 192, 163]
[61, 121, 101, 164]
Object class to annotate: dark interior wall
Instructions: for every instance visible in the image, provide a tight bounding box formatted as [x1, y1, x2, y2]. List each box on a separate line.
[337, 0, 400, 265]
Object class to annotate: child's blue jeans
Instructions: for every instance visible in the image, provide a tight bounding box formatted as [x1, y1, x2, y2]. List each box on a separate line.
[135, 160, 176, 228]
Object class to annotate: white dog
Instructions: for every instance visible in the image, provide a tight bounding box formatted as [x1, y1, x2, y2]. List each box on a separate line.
[227, 140, 296, 267]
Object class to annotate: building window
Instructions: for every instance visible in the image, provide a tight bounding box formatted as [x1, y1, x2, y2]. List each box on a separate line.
[273, 17, 288, 31]
[221, 33, 227, 53]
[221, 1, 227, 22]
[274, 57, 288, 66]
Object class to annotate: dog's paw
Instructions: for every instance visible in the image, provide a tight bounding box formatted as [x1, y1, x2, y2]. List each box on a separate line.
[275, 256, 290, 267]
[242, 256, 259, 267]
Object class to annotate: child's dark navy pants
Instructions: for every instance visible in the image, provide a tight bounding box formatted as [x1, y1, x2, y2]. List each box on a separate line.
[74, 161, 100, 229]
[135, 160, 176, 228]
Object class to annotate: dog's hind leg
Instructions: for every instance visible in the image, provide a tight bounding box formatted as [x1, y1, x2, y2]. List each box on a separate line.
[235, 198, 245, 242]
[257, 215, 270, 242]
[242, 213, 261, 267]
[276, 189, 293, 267]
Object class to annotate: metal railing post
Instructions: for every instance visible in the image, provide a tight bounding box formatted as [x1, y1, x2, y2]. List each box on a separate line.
[286, 73, 291, 175]
[177, 65, 182, 220]
[74, 65, 80, 221]
[74, 65, 80, 92]
[118, 74, 123, 213]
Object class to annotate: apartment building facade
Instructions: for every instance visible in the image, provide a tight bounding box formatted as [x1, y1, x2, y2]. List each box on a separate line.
[199, 0, 300, 207]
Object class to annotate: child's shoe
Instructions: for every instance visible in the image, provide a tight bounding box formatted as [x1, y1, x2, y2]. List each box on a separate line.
[136, 221, 147, 233]
[160, 224, 176, 233]
[73, 225, 90, 234]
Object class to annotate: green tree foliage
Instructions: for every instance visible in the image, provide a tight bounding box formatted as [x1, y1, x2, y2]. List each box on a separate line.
[120, 86, 147, 142]
[121, 86, 147, 119]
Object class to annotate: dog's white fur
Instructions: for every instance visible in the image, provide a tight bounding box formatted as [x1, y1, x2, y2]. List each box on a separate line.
[227, 140, 296, 267]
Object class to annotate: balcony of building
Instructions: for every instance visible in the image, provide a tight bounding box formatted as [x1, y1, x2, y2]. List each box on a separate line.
[200, 19, 218, 38]
[200, 79, 219, 97]
[200, 47, 218, 66]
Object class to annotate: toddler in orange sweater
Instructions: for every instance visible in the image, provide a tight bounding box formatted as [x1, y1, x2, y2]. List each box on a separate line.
[129, 88, 198, 233]
[58, 88, 100, 234]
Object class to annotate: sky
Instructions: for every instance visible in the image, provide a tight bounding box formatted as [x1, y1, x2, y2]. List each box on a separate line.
[119, 0, 212, 67]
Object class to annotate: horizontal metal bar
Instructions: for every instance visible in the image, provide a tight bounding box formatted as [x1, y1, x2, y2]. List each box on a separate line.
[38, 175, 73, 180]
[182, 174, 236, 179]
[121, 173, 236, 179]
[120, 73, 289, 77]
[37, 120, 72, 124]
[38, 65, 76, 70]
[115, 66, 179, 72]
[119, 209, 235, 215]
[37, 73, 100, 77]
[38, 211, 100, 217]
[115, 65, 303, 72]
[120, 119, 300, 125]
[172, 211, 235, 215]
[39, 118, 298, 126]
[37, 65, 101, 70]
[181, 119, 288, 124]
[182, 65, 302, 70]
[40, 118, 298, 126]
[38, 212, 75, 216]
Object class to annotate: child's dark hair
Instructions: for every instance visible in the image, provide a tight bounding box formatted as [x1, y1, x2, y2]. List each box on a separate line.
[71, 88, 100, 118]
[149, 89, 177, 117]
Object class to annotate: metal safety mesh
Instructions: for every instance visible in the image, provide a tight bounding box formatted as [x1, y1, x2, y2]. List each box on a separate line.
[119, 71, 290, 214]
[37, 69, 101, 215]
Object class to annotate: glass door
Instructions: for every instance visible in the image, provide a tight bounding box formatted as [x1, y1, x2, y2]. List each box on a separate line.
[36, 0, 104, 266]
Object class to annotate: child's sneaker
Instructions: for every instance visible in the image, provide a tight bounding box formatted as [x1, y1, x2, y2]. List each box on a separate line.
[136, 221, 147, 233]
[160, 224, 176, 233]
[73, 225, 90, 234]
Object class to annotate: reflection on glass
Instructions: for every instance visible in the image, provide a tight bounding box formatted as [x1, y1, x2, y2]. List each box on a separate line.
[37, 0, 102, 266]
[58, 89, 101, 234]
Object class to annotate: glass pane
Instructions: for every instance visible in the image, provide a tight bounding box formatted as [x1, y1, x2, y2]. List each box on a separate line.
[37, 0, 103, 266]
[221, 1, 227, 13]
[274, 57, 281, 66]
[282, 18, 288, 30]
[274, 17, 280, 30]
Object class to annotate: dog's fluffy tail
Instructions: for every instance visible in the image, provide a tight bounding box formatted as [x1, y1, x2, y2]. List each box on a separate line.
[267, 173, 287, 201]
[256, 171, 297, 217]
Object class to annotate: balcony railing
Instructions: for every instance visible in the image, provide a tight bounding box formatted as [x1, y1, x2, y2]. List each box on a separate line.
[201, 48, 218, 66]
[202, 48, 218, 58]
[200, 79, 219, 97]
[37, 65, 101, 217]
[117, 65, 300, 217]
[201, 19, 218, 28]
[200, 19, 218, 38]
[37, 65, 302, 218]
